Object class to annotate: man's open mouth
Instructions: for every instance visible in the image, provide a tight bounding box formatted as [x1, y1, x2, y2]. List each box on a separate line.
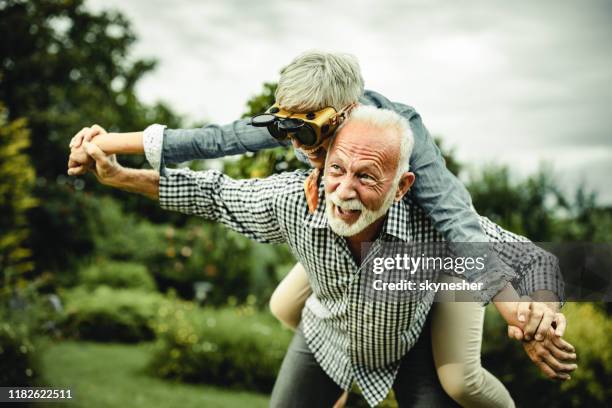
[333, 204, 361, 222]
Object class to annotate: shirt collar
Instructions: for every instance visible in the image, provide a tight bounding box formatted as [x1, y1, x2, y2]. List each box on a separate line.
[302, 177, 412, 242]
[302, 180, 328, 229]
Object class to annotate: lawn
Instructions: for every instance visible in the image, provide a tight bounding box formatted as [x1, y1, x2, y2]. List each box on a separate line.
[37, 340, 270, 408]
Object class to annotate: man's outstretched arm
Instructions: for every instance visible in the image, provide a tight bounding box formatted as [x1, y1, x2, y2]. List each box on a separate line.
[77, 142, 291, 245]
[78, 142, 160, 200]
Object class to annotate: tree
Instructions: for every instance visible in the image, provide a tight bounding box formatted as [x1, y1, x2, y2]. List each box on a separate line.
[0, 0, 184, 277]
[0, 103, 37, 296]
[466, 164, 612, 242]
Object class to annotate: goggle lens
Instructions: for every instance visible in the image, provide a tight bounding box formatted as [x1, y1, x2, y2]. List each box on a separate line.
[293, 126, 317, 146]
[251, 114, 277, 126]
[251, 108, 327, 147]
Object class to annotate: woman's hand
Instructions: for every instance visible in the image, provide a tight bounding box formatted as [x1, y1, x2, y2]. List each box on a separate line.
[495, 294, 566, 341]
[516, 297, 567, 341]
[69, 124, 107, 149]
[82, 142, 122, 185]
[67, 125, 107, 175]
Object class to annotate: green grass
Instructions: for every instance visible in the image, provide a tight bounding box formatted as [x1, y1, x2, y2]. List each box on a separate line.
[36, 340, 269, 408]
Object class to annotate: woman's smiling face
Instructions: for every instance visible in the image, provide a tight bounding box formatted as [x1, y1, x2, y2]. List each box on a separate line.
[291, 135, 333, 169]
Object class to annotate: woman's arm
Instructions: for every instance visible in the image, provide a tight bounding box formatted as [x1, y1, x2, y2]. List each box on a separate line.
[68, 125, 144, 174]
[478, 216, 566, 340]
[92, 131, 144, 155]
[68, 119, 285, 175]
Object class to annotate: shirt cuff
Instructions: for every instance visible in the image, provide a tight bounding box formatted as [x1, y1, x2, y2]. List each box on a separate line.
[143, 124, 166, 173]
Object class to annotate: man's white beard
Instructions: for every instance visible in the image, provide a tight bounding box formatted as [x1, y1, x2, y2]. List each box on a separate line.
[325, 178, 399, 237]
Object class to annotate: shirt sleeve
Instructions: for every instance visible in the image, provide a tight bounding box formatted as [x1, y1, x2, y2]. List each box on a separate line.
[479, 216, 565, 306]
[157, 119, 288, 175]
[395, 104, 518, 299]
[143, 124, 166, 172]
[158, 167, 289, 244]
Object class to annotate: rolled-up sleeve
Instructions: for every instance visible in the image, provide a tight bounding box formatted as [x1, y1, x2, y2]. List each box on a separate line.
[159, 119, 286, 175]
[479, 217, 565, 305]
[143, 124, 166, 172]
[159, 168, 288, 244]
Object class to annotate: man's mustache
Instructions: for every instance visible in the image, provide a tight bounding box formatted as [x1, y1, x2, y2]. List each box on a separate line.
[328, 192, 365, 211]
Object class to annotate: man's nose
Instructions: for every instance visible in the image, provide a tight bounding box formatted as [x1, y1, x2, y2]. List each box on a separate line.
[336, 177, 357, 201]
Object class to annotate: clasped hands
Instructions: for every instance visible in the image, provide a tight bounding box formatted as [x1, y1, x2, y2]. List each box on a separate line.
[504, 298, 577, 380]
[67, 125, 121, 186]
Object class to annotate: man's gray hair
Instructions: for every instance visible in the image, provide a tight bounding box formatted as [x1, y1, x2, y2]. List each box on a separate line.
[276, 50, 364, 112]
[337, 105, 414, 174]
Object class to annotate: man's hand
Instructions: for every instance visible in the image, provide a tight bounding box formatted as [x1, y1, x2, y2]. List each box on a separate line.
[75, 142, 123, 187]
[68, 141, 160, 200]
[68, 144, 94, 175]
[508, 326, 577, 380]
[68, 125, 107, 175]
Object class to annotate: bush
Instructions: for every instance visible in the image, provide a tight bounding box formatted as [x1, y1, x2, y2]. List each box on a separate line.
[559, 303, 611, 406]
[89, 197, 169, 264]
[79, 261, 156, 292]
[482, 302, 611, 407]
[59, 286, 167, 343]
[89, 197, 294, 305]
[148, 303, 292, 392]
[0, 308, 39, 386]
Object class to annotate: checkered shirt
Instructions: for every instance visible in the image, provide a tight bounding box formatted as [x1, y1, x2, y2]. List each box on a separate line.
[158, 167, 563, 407]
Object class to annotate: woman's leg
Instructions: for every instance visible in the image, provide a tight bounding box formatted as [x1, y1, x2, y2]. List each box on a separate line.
[432, 288, 515, 407]
[269, 263, 312, 330]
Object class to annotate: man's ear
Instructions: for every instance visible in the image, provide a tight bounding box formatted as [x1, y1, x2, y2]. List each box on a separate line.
[394, 172, 415, 201]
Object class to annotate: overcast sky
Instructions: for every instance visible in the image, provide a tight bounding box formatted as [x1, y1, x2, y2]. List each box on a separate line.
[87, 0, 612, 203]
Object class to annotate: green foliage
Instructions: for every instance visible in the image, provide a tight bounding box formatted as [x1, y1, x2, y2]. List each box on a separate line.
[467, 165, 561, 240]
[0, 103, 37, 295]
[467, 165, 612, 242]
[224, 82, 307, 179]
[60, 286, 167, 342]
[87, 196, 168, 263]
[224, 147, 308, 179]
[39, 340, 270, 408]
[560, 303, 612, 405]
[83, 196, 293, 304]
[79, 260, 156, 292]
[0, 0, 184, 278]
[148, 303, 293, 392]
[0, 307, 40, 386]
[482, 302, 611, 407]
[242, 82, 278, 118]
[156, 221, 293, 305]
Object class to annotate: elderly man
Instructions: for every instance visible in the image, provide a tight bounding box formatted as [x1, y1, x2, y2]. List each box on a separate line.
[72, 105, 575, 407]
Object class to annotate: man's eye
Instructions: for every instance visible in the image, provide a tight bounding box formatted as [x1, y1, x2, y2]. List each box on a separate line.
[359, 174, 373, 180]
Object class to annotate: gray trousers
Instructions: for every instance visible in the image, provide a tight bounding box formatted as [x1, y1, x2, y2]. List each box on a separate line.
[270, 317, 459, 407]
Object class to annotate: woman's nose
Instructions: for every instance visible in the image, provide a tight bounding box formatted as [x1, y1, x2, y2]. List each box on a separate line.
[291, 136, 303, 149]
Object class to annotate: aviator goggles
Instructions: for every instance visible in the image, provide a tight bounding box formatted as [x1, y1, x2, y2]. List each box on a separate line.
[250, 103, 354, 148]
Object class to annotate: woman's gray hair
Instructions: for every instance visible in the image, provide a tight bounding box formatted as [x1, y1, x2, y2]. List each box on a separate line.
[331, 105, 414, 174]
[276, 50, 364, 112]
